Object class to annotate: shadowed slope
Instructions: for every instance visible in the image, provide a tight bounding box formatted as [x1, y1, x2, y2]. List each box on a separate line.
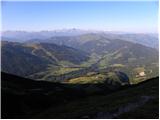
[1, 72, 158, 119]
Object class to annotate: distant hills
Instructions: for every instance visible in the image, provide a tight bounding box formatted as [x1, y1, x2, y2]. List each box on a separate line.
[1, 41, 89, 76]
[1, 33, 158, 84]
[2, 30, 158, 49]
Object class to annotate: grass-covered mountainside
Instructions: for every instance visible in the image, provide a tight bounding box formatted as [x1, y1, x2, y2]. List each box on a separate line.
[2, 72, 158, 119]
[1, 32, 159, 119]
[1, 41, 89, 76]
[2, 33, 158, 84]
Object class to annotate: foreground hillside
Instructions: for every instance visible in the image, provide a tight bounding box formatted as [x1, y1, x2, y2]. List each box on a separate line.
[37, 77, 159, 119]
[2, 72, 158, 119]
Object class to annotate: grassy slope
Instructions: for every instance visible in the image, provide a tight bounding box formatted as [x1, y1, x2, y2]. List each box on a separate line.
[1, 72, 159, 119]
[1, 41, 89, 77]
[37, 77, 159, 119]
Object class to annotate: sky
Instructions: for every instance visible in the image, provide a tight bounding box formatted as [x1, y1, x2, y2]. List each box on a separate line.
[1, 1, 159, 33]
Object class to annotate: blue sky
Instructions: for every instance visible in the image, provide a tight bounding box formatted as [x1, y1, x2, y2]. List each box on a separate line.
[2, 1, 158, 33]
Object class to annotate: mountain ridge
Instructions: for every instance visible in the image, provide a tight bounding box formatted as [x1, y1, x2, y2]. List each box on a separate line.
[2, 31, 158, 49]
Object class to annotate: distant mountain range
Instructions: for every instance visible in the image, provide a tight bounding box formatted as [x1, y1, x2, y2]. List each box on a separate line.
[2, 30, 158, 49]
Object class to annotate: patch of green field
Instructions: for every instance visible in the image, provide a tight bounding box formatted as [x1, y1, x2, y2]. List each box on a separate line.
[29, 65, 82, 80]
[111, 64, 125, 67]
[133, 67, 145, 73]
[68, 73, 107, 84]
[41, 67, 81, 80]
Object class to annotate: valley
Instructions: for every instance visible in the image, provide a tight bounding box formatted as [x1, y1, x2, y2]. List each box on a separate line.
[1, 32, 159, 119]
[1, 33, 159, 84]
[1, 1, 159, 119]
